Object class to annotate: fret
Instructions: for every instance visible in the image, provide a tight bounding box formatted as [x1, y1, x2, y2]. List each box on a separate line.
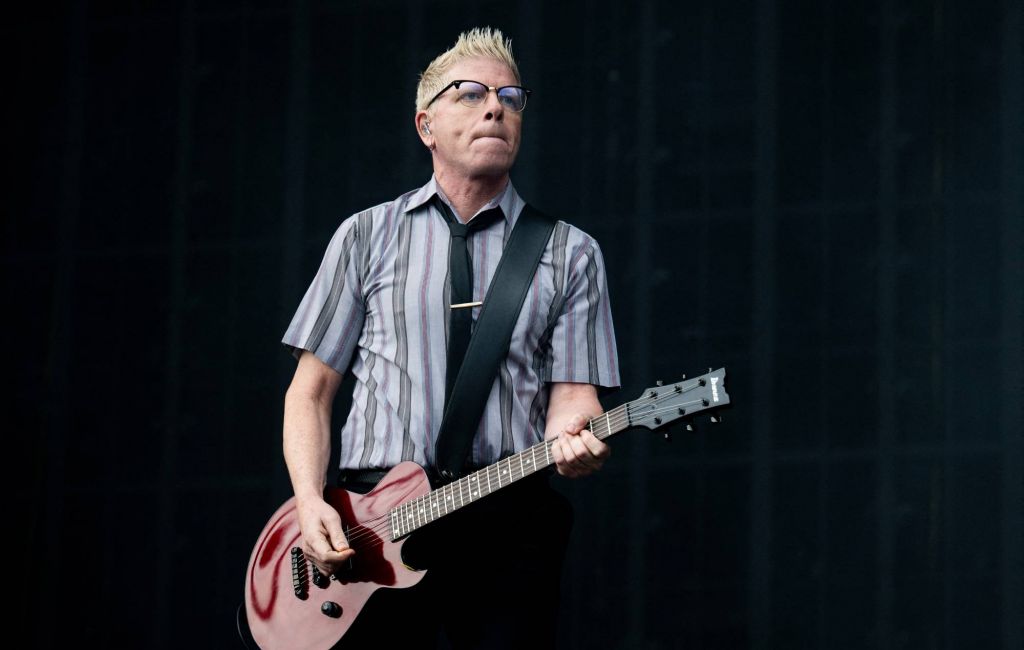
[485, 466, 493, 495]
[518, 452, 525, 479]
[605, 411, 611, 439]
[545, 440, 551, 467]
[404, 502, 415, 533]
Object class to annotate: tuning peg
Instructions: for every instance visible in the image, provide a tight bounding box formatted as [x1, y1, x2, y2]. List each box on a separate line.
[663, 430, 671, 442]
[656, 380, 663, 387]
[710, 414, 722, 424]
[684, 419, 696, 433]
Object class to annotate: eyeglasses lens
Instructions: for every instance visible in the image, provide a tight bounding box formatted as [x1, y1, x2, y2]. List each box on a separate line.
[455, 82, 527, 112]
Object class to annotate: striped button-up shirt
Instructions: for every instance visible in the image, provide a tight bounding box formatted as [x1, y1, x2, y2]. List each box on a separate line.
[283, 176, 620, 471]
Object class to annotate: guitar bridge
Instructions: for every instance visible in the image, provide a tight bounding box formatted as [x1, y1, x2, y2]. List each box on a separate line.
[290, 547, 309, 599]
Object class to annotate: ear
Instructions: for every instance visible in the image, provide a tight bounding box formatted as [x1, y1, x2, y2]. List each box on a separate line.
[415, 111, 433, 149]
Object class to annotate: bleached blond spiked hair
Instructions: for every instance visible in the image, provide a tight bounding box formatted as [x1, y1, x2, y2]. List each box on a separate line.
[415, 27, 521, 112]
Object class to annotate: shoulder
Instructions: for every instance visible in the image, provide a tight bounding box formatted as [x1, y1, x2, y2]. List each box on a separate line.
[328, 187, 424, 241]
[547, 219, 605, 271]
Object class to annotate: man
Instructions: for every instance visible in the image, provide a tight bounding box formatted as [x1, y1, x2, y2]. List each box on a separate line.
[281, 27, 619, 648]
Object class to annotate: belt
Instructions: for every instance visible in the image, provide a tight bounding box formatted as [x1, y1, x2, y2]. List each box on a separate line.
[337, 465, 554, 490]
[336, 469, 390, 486]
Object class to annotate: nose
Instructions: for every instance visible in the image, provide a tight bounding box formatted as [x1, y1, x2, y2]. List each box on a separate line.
[483, 89, 504, 121]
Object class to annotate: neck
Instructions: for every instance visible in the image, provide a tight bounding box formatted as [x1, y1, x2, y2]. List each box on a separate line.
[434, 170, 509, 223]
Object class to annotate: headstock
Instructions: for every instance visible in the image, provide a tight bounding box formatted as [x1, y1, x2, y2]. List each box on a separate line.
[627, 368, 730, 438]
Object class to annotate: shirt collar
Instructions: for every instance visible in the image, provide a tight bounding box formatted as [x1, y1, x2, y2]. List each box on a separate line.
[403, 175, 519, 224]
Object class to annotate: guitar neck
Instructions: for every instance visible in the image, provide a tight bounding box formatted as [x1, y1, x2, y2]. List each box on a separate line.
[388, 404, 628, 540]
[387, 370, 728, 541]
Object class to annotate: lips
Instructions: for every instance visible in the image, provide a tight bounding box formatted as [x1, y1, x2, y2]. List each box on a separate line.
[473, 135, 507, 145]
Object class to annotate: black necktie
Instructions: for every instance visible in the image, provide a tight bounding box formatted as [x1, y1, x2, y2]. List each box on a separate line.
[435, 197, 504, 409]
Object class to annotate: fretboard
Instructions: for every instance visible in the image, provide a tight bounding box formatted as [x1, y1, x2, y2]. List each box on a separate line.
[388, 403, 630, 540]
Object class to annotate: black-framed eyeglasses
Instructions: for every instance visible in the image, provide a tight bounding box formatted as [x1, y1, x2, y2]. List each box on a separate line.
[425, 80, 532, 112]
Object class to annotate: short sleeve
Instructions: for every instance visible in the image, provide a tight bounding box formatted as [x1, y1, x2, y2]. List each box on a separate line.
[281, 216, 365, 373]
[546, 238, 621, 391]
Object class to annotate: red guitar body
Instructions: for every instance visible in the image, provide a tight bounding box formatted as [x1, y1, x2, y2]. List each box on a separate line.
[244, 462, 431, 650]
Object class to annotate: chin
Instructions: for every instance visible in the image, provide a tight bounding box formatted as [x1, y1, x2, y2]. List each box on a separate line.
[461, 160, 514, 180]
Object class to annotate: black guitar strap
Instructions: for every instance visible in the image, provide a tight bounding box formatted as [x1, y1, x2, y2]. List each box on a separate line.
[433, 203, 555, 483]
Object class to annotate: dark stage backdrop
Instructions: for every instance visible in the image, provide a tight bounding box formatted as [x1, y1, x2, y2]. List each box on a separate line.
[10, 0, 1021, 648]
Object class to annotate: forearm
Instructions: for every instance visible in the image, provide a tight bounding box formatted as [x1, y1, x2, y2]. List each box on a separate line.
[283, 351, 343, 503]
[283, 389, 333, 502]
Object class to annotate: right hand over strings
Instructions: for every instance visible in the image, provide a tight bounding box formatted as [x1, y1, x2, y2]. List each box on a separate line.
[295, 496, 356, 575]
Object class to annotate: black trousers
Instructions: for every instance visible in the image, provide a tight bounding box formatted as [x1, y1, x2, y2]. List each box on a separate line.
[337, 471, 573, 650]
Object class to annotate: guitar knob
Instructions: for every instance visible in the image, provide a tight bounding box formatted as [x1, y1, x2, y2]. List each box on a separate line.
[311, 565, 330, 589]
[321, 601, 343, 618]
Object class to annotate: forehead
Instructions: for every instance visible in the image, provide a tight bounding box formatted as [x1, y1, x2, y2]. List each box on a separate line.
[445, 57, 518, 86]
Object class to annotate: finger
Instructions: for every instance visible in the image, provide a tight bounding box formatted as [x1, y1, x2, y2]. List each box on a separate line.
[579, 429, 611, 460]
[559, 432, 585, 467]
[552, 437, 577, 477]
[562, 435, 600, 476]
[566, 434, 602, 471]
[307, 531, 336, 560]
[305, 541, 354, 574]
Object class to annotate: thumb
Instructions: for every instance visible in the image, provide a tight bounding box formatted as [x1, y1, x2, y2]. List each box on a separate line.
[325, 520, 349, 552]
[565, 413, 588, 435]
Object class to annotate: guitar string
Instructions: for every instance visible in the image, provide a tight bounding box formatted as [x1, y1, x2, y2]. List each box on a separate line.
[336, 403, 632, 547]
[341, 396, 714, 547]
[337, 402, 643, 547]
[336, 396, 716, 548]
[335, 389, 717, 546]
[331, 399, 716, 556]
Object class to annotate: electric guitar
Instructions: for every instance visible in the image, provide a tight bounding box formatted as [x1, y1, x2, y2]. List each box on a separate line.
[242, 368, 731, 650]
